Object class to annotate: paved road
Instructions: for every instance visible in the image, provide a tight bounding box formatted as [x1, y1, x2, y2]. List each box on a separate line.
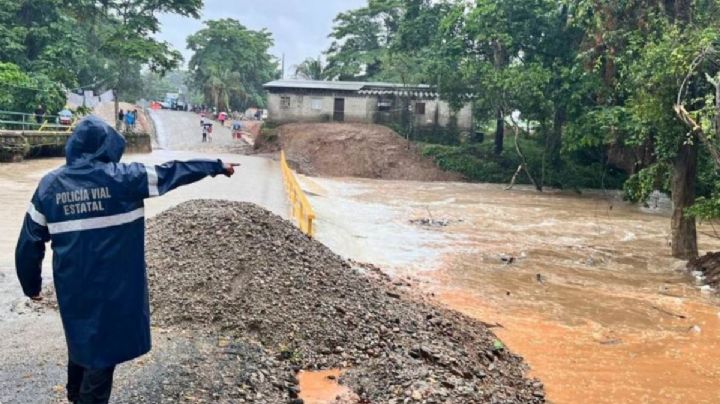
[0, 110, 288, 403]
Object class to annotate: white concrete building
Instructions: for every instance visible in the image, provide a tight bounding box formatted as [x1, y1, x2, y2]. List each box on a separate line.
[263, 80, 473, 132]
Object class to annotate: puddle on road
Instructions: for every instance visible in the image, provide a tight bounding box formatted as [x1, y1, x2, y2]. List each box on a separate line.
[298, 369, 357, 404]
[303, 177, 720, 404]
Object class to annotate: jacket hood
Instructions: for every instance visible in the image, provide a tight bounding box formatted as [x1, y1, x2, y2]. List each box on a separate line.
[66, 116, 126, 165]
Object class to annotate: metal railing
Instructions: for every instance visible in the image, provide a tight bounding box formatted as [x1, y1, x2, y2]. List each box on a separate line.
[280, 150, 315, 237]
[0, 110, 77, 132]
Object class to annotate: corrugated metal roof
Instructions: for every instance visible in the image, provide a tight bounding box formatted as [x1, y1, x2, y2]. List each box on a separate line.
[263, 80, 366, 91]
[358, 89, 439, 98]
[263, 79, 436, 94]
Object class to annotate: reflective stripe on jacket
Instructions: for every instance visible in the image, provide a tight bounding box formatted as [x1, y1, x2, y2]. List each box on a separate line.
[15, 116, 225, 368]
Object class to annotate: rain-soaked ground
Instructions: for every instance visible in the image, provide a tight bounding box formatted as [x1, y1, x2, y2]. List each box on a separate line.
[300, 176, 720, 404]
[0, 110, 288, 403]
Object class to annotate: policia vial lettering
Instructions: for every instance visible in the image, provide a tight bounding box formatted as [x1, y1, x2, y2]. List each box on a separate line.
[56, 187, 113, 216]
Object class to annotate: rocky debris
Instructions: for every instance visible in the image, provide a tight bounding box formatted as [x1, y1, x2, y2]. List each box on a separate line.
[113, 332, 294, 404]
[409, 218, 450, 227]
[254, 123, 462, 181]
[687, 252, 720, 293]
[145, 200, 544, 403]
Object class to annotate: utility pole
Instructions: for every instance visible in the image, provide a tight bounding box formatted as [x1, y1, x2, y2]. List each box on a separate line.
[281, 53, 286, 79]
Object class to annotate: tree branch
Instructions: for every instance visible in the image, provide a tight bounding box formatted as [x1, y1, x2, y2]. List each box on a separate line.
[507, 115, 542, 192]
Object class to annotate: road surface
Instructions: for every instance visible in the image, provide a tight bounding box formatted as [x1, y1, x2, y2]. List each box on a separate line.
[0, 110, 288, 403]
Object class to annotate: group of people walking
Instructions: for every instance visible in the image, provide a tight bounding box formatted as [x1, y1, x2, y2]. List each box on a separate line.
[117, 109, 138, 131]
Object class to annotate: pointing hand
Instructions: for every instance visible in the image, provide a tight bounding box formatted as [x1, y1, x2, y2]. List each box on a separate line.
[223, 163, 240, 177]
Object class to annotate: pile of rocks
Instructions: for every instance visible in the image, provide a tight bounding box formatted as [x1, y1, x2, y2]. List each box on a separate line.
[145, 200, 544, 403]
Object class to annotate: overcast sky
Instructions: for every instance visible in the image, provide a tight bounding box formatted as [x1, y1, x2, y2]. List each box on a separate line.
[156, 0, 366, 77]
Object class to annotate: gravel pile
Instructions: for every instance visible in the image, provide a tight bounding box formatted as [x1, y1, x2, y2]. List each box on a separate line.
[113, 333, 295, 403]
[146, 200, 544, 403]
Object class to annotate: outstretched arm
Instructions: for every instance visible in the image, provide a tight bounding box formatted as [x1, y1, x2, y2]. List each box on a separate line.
[120, 160, 238, 200]
[15, 193, 50, 299]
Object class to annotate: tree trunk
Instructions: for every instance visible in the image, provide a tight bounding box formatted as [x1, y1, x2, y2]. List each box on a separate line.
[548, 107, 565, 166]
[114, 90, 120, 131]
[494, 109, 504, 155]
[671, 138, 698, 259]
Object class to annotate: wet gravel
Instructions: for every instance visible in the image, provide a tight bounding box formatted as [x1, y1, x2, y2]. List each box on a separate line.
[145, 200, 544, 403]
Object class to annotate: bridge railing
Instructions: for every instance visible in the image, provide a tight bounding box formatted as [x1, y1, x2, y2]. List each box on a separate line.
[0, 110, 76, 132]
[280, 150, 315, 237]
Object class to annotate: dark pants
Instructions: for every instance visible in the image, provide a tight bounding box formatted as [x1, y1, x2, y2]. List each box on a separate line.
[67, 360, 115, 404]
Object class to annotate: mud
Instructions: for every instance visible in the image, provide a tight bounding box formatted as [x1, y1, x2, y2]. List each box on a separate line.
[301, 177, 720, 404]
[256, 122, 461, 182]
[298, 369, 357, 404]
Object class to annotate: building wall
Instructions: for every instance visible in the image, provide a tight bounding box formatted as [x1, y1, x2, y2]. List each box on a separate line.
[411, 100, 473, 132]
[267, 92, 373, 124]
[268, 91, 472, 131]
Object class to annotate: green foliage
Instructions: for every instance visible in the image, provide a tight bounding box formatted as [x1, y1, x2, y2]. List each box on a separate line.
[0, 0, 203, 111]
[325, 0, 448, 83]
[622, 164, 671, 203]
[187, 19, 278, 111]
[294, 58, 327, 80]
[0, 62, 64, 113]
[422, 136, 626, 190]
[687, 193, 720, 221]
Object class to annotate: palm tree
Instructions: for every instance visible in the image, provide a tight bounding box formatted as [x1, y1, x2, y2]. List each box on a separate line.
[294, 57, 326, 80]
[202, 67, 247, 111]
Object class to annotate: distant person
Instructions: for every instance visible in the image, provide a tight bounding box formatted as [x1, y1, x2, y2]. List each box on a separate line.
[35, 104, 45, 124]
[117, 109, 125, 131]
[15, 116, 239, 404]
[254, 108, 263, 121]
[125, 110, 135, 131]
[132, 109, 139, 130]
[232, 120, 244, 140]
[202, 122, 213, 143]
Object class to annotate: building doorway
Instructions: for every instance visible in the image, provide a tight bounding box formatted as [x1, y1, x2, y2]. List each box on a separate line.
[333, 98, 345, 122]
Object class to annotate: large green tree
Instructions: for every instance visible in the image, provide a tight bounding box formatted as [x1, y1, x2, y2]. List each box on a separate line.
[187, 19, 278, 111]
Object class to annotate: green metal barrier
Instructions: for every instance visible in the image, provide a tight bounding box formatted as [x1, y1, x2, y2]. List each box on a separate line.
[0, 110, 76, 132]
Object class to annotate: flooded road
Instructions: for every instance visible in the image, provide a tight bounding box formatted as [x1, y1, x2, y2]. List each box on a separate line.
[301, 177, 720, 404]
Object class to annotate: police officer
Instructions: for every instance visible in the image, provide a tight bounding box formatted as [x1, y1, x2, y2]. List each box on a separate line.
[15, 116, 239, 403]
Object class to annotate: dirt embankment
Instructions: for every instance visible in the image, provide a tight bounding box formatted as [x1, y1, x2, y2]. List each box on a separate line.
[93, 102, 153, 134]
[256, 123, 462, 181]
[687, 252, 720, 292]
[136, 200, 543, 403]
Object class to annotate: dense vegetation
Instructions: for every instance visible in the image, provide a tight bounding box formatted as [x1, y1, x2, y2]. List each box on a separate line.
[321, 0, 720, 259]
[0, 0, 204, 113]
[186, 19, 278, 112]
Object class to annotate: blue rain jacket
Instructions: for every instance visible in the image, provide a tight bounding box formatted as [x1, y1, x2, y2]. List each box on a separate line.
[15, 116, 226, 369]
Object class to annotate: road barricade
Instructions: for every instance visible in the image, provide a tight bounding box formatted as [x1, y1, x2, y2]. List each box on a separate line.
[280, 150, 315, 237]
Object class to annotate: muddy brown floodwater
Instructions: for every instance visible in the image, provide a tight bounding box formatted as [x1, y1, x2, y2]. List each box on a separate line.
[301, 177, 720, 404]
